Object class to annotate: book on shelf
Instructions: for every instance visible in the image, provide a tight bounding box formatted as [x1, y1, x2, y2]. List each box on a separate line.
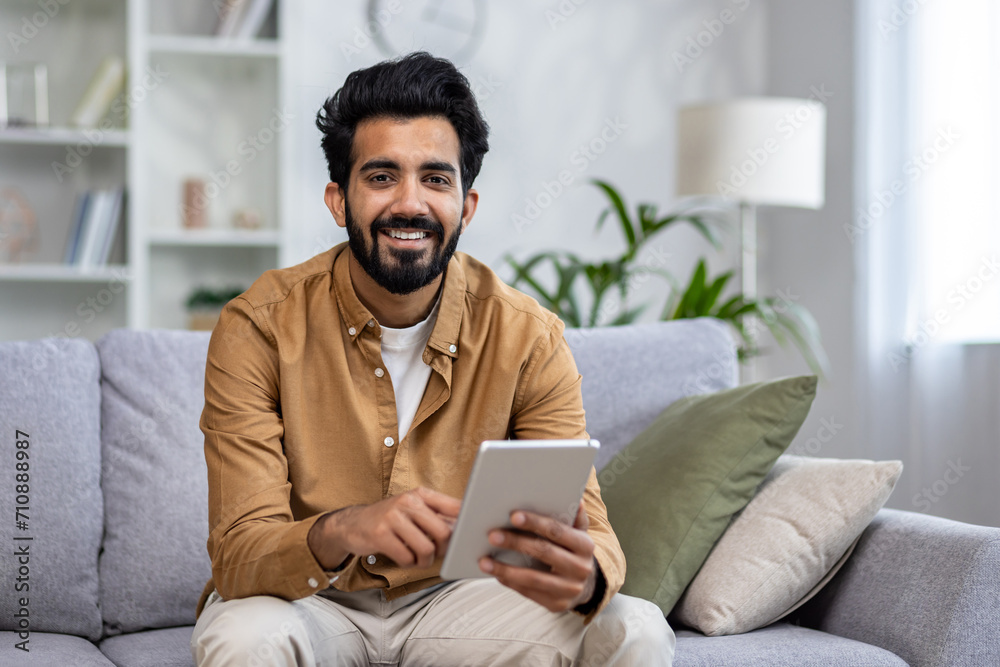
[97, 190, 125, 264]
[63, 188, 125, 268]
[69, 56, 126, 128]
[215, 0, 274, 39]
[63, 193, 90, 264]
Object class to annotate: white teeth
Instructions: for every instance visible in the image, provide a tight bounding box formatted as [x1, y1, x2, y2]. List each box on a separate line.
[386, 230, 428, 240]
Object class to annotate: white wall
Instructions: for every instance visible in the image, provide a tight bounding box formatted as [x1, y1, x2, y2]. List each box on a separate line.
[285, 0, 767, 316]
[284, 0, 880, 473]
[755, 0, 865, 461]
[284, 0, 875, 473]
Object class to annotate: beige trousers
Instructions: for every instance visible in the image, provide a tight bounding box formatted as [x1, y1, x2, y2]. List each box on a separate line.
[191, 579, 674, 666]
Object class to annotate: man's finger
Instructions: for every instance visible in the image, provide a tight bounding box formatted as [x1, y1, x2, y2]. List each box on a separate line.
[573, 500, 588, 531]
[416, 487, 462, 518]
[410, 507, 455, 557]
[489, 529, 591, 579]
[480, 557, 583, 612]
[379, 533, 422, 569]
[391, 518, 438, 568]
[510, 510, 593, 556]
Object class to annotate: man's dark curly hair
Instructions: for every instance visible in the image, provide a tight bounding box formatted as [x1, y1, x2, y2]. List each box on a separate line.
[316, 52, 490, 197]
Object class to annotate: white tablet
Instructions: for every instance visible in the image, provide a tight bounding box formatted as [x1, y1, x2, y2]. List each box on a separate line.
[439, 439, 599, 580]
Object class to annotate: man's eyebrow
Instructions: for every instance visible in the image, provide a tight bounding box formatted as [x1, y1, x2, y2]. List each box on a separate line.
[421, 160, 457, 174]
[358, 158, 400, 172]
[356, 158, 456, 175]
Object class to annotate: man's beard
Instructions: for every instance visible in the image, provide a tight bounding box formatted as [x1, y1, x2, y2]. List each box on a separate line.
[344, 197, 462, 296]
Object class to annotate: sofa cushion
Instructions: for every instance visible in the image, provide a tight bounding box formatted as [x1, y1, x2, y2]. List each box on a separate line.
[100, 626, 195, 667]
[565, 318, 738, 471]
[674, 624, 908, 666]
[601, 375, 818, 616]
[0, 631, 116, 666]
[97, 330, 213, 635]
[0, 338, 104, 640]
[674, 455, 902, 636]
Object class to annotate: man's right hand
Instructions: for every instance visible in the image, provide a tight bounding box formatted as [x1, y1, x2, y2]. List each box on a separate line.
[308, 487, 461, 571]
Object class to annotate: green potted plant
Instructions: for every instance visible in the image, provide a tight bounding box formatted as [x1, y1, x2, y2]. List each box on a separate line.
[505, 179, 829, 376]
[185, 285, 245, 331]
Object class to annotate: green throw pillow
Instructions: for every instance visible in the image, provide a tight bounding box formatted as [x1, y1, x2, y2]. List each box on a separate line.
[600, 375, 818, 616]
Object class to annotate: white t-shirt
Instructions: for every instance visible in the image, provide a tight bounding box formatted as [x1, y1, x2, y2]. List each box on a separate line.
[379, 297, 440, 439]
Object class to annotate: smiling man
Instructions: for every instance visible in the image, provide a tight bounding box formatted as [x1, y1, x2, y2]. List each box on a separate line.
[191, 52, 674, 666]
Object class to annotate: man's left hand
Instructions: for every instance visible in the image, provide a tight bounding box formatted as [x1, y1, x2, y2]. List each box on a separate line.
[478, 501, 597, 613]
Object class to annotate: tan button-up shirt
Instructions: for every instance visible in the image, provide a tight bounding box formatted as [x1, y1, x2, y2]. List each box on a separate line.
[199, 242, 625, 619]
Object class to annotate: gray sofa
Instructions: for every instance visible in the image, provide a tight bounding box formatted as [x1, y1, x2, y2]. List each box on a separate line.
[0, 318, 996, 666]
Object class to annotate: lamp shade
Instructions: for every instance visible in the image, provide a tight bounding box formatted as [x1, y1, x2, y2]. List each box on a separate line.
[676, 98, 826, 209]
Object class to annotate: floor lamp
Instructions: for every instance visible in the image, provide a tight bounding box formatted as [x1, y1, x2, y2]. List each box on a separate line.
[675, 98, 826, 382]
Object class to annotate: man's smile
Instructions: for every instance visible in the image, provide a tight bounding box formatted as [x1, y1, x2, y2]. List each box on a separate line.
[385, 229, 430, 240]
[378, 227, 439, 251]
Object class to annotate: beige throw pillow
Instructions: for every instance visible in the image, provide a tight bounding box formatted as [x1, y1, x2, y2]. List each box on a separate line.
[672, 455, 903, 636]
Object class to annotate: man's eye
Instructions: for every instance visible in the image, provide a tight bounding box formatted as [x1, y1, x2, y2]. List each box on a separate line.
[371, 174, 390, 182]
[427, 176, 448, 185]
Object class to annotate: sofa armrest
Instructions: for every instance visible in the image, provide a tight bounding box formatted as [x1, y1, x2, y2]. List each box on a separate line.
[794, 508, 1000, 667]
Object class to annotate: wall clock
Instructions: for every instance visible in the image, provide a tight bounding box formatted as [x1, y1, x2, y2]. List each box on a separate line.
[367, 0, 488, 64]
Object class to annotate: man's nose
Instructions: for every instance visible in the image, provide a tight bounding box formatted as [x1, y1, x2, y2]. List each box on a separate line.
[389, 176, 430, 219]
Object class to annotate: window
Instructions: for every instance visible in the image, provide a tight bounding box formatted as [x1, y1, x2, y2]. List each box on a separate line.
[907, 0, 1000, 343]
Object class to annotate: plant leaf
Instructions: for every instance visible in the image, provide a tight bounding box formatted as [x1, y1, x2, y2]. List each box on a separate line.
[505, 253, 566, 315]
[643, 212, 722, 250]
[714, 294, 745, 320]
[672, 259, 708, 319]
[697, 271, 732, 313]
[591, 179, 637, 255]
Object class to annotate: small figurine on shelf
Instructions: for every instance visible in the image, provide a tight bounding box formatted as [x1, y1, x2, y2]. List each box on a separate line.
[0, 187, 38, 262]
[0, 62, 49, 128]
[185, 285, 245, 331]
[231, 207, 261, 230]
[181, 178, 208, 229]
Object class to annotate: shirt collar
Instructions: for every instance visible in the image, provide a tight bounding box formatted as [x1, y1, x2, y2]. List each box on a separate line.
[331, 242, 465, 359]
[428, 251, 464, 359]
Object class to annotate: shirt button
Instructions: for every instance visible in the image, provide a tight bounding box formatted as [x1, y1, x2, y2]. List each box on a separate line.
[374, 367, 384, 377]
[449, 344, 457, 353]
[307, 577, 318, 588]
[367, 320, 375, 327]
[348, 327, 357, 336]
[384, 436, 395, 447]
[329, 575, 339, 584]
[367, 555, 377, 565]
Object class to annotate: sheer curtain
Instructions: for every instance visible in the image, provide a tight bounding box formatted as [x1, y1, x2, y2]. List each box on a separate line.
[857, 0, 1000, 527]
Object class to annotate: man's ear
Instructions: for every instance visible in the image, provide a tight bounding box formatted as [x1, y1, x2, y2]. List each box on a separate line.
[324, 182, 347, 229]
[460, 188, 479, 233]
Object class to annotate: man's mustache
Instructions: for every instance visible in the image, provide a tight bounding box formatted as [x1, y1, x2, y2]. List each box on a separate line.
[371, 216, 444, 238]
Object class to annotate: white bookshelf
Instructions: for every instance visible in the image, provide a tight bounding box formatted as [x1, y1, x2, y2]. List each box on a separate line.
[147, 227, 281, 247]
[0, 0, 291, 340]
[147, 34, 281, 58]
[0, 263, 130, 283]
[0, 127, 130, 147]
